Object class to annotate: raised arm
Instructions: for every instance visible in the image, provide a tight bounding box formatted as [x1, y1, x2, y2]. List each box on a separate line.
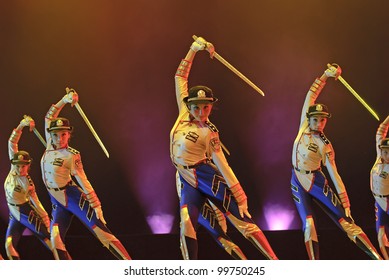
[8, 116, 35, 160]
[175, 37, 214, 112]
[376, 115, 389, 156]
[44, 88, 79, 141]
[299, 65, 341, 127]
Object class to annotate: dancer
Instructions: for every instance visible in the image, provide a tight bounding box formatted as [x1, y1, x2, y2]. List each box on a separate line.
[171, 36, 278, 260]
[371, 115, 389, 259]
[290, 64, 381, 259]
[41, 90, 131, 260]
[4, 116, 53, 259]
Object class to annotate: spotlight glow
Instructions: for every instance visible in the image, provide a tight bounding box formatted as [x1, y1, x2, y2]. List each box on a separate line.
[146, 213, 175, 234]
[263, 203, 295, 230]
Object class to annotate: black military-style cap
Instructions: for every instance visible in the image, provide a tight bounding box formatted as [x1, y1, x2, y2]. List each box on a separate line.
[47, 117, 73, 132]
[306, 103, 331, 118]
[184, 85, 218, 104]
[11, 151, 32, 165]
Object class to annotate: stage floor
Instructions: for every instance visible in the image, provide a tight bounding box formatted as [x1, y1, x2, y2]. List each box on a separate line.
[1, 228, 379, 260]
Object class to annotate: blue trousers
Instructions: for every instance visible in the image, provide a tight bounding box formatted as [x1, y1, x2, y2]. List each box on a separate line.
[6, 202, 51, 258]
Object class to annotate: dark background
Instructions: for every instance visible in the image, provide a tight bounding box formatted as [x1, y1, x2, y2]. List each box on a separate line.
[0, 0, 388, 259]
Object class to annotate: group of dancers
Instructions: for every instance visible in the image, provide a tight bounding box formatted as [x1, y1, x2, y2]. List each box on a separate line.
[2, 92, 131, 260]
[1, 36, 388, 260]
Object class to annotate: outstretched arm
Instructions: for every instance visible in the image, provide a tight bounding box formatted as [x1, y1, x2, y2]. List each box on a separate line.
[71, 153, 106, 224]
[324, 145, 352, 218]
[28, 186, 51, 230]
[210, 132, 251, 218]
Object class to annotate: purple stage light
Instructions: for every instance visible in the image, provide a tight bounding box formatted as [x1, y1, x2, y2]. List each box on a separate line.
[146, 213, 175, 234]
[263, 202, 295, 230]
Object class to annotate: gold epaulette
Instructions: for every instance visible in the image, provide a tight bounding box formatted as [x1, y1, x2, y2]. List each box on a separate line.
[319, 132, 330, 145]
[26, 175, 34, 186]
[205, 121, 219, 133]
[67, 147, 80, 155]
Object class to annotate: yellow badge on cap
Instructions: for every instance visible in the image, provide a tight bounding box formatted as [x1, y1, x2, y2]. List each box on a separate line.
[316, 104, 323, 111]
[197, 90, 206, 98]
[56, 119, 63, 126]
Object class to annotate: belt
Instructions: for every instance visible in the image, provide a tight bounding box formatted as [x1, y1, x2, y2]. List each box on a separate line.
[372, 192, 389, 198]
[294, 166, 320, 174]
[46, 181, 76, 191]
[173, 159, 210, 170]
[47, 185, 67, 192]
[7, 202, 26, 207]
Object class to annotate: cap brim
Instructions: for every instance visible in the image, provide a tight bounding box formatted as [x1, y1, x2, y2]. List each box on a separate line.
[308, 112, 331, 118]
[184, 97, 218, 104]
[11, 160, 31, 165]
[47, 126, 73, 132]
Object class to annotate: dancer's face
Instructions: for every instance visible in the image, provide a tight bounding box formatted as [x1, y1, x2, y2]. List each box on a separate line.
[309, 116, 328, 132]
[50, 130, 71, 149]
[189, 102, 213, 123]
[14, 164, 30, 176]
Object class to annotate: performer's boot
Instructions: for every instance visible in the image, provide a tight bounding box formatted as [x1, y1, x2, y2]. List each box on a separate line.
[180, 204, 198, 259]
[304, 216, 319, 260]
[305, 239, 319, 260]
[5, 236, 20, 260]
[180, 235, 198, 259]
[339, 218, 382, 260]
[108, 240, 132, 260]
[354, 233, 382, 260]
[51, 225, 72, 260]
[53, 248, 72, 260]
[218, 237, 247, 260]
[247, 230, 278, 260]
[379, 246, 389, 260]
[377, 226, 389, 260]
[92, 226, 132, 260]
[226, 213, 278, 260]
